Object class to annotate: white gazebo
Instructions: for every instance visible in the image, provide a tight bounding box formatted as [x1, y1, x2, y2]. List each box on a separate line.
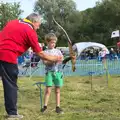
[73, 42, 109, 56]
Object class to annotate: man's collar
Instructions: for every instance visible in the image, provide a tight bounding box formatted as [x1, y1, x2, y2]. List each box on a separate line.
[19, 18, 34, 29]
[23, 18, 33, 24]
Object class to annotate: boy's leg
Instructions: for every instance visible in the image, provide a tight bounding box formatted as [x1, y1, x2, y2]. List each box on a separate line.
[44, 72, 53, 106]
[53, 72, 63, 104]
[44, 87, 51, 106]
[53, 72, 64, 114]
[55, 87, 63, 114]
[41, 87, 51, 112]
[55, 87, 60, 107]
[41, 72, 53, 112]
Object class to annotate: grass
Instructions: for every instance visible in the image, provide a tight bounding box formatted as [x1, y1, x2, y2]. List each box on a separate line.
[0, 75, 120, 120]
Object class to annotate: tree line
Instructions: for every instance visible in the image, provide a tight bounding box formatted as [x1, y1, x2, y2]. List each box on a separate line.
[0, 0, 120, 47]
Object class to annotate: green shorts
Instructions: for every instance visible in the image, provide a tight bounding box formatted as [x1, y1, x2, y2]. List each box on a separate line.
[45, 71, 63, 87]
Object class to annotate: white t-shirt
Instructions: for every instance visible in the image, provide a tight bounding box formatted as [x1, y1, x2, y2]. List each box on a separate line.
[44, 48, 63, 72]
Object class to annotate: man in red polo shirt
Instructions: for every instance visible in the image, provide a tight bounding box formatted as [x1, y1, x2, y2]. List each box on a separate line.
[0, 13, 62, 119]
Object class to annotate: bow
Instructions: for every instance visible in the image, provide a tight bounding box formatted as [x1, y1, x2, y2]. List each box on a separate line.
[52, 16, 76, 72]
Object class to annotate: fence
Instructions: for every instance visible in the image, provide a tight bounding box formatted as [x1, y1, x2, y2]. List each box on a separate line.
[18, 59, 120, 78]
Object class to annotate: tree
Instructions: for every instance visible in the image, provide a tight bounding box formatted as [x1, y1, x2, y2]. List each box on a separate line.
[74, 0, 120, 46]
[34, 0, 76, 46]
[0, 2, 23, 29]
[90, 0, 120, 46]
[34, 0, 120, 47]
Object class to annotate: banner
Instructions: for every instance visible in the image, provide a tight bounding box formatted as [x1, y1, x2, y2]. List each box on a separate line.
[111, 30, 119, 38]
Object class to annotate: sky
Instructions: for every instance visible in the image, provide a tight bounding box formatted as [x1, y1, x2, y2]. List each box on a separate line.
[0, 0, 101, 18]
[74, 0, 101, 11]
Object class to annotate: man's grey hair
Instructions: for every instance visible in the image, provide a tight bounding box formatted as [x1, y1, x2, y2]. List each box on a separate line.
[26, 13, 41, 23]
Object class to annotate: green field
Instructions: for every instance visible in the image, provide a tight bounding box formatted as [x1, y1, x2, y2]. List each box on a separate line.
[1, 75, 120, 120]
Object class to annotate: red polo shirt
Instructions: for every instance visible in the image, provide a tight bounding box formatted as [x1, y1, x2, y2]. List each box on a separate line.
[0, 19, 42, 64]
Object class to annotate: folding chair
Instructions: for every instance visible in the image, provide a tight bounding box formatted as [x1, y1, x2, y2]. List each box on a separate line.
[21, 53, 41, 76]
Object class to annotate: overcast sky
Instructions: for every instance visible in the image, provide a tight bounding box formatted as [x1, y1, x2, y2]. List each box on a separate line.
[0, 0, 101, 18]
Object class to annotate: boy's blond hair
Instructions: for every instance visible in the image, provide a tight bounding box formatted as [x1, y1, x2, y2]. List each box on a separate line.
[45, 33, 57, 42]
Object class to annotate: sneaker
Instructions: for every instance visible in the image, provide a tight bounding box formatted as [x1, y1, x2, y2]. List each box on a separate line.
[41, 106, 47, 113]
[56, 107, 64, 114]
[6, 114, 23, 119]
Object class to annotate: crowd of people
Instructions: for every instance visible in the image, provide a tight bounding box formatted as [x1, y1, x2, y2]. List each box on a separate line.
[79, 47, 119, 61]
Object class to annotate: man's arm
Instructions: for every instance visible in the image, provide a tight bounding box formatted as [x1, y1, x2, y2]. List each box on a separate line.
[37, 51, 62, 62]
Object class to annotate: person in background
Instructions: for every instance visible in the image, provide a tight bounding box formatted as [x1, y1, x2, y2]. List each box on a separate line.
[109, 48, 118, 60]
[98, 48, 106, 62]
[0, 13, 62, 119]
[41, 33, 64, 114]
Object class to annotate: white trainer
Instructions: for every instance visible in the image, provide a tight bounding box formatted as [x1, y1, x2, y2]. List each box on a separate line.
[6, 114, 23, 119]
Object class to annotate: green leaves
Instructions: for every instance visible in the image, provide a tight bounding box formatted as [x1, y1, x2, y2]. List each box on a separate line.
[35, 0, 120, 46]
[0, 2, 23, 29]
[34, 0, 76, 45]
